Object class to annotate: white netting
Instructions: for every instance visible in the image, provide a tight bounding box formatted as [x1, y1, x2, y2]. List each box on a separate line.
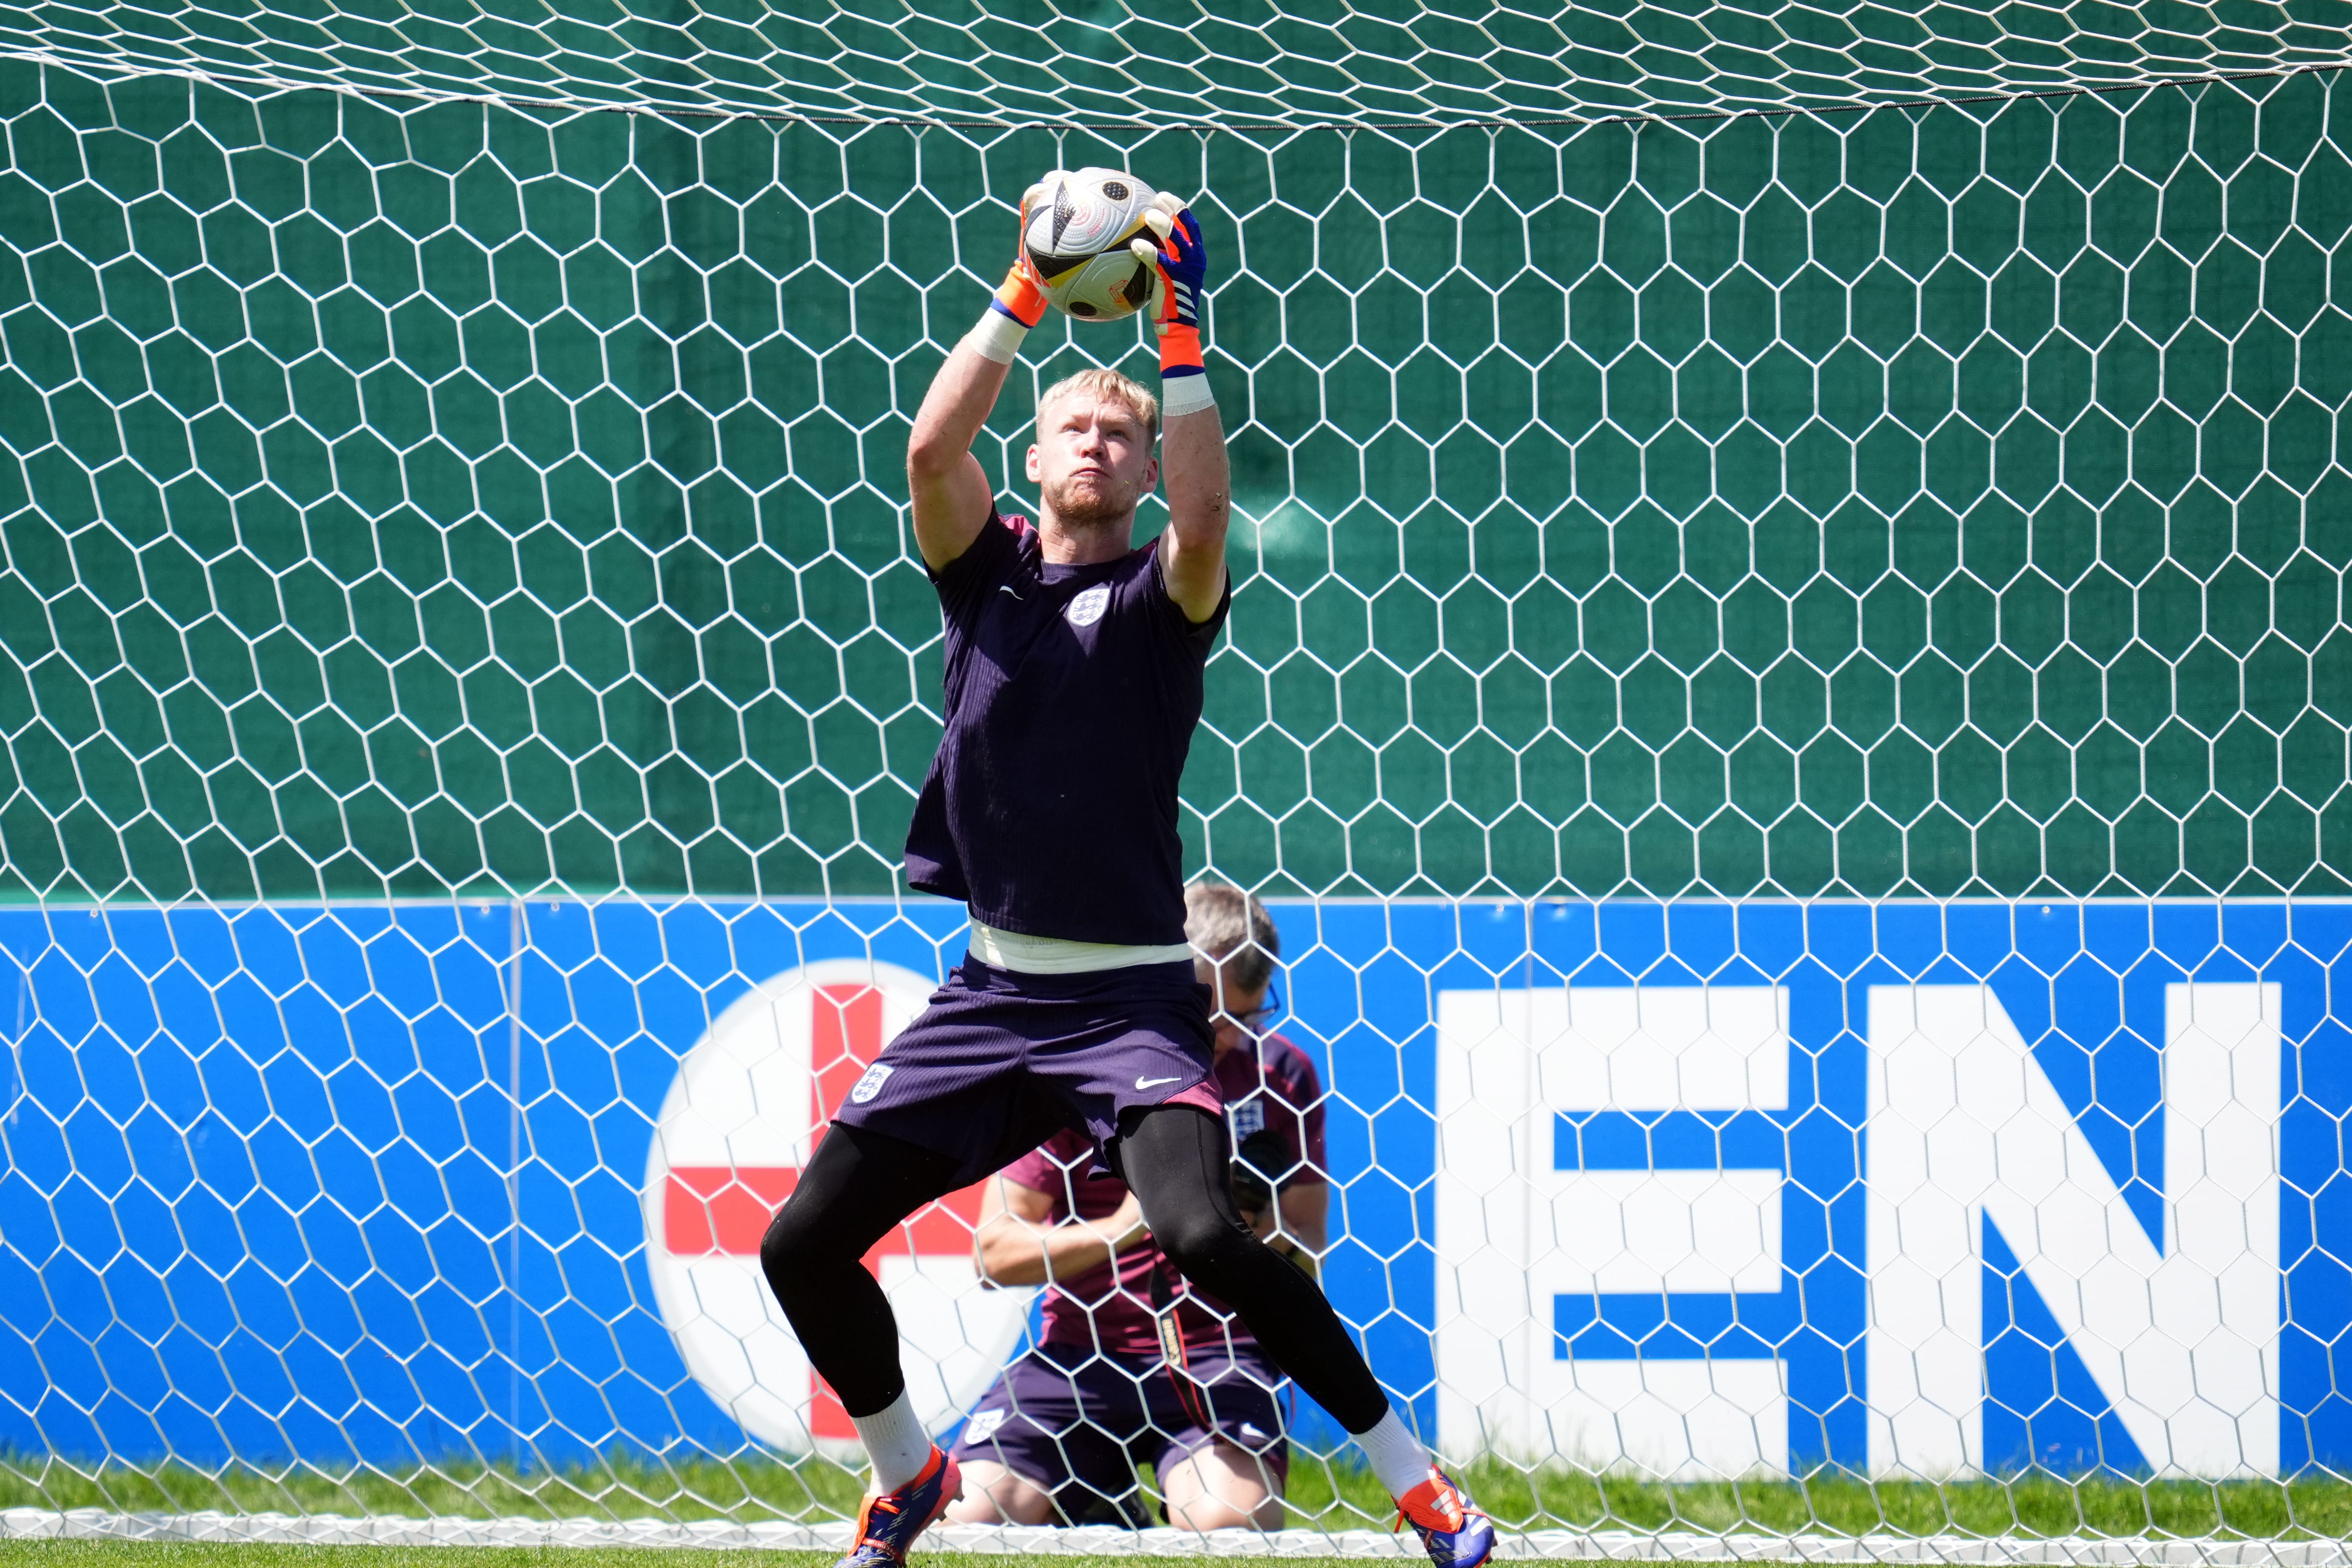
[5, 0, 2352, 125]
[1, 0, 2350, 1553]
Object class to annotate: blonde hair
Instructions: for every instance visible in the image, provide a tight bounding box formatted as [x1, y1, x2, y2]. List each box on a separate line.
[1036, 367, 1160, 445]
[1185, 881, 1279, 993]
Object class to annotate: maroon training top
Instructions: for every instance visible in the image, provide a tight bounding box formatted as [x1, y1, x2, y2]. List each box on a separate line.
[999, 1031, 1325, 1359]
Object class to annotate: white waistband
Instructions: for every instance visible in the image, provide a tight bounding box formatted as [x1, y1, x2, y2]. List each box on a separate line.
[966, 920, 1196, 975]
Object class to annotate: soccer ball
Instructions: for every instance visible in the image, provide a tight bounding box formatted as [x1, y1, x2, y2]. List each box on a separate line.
[1023, 167, 1159, 323]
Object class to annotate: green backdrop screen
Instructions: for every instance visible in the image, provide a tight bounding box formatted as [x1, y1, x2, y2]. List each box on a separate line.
[2, 61, 2346, 902]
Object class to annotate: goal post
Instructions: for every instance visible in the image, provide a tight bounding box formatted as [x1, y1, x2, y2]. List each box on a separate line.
[3, 2, 2352, 1554]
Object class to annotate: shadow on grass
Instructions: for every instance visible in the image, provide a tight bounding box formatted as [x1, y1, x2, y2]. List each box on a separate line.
[7, 1452, 2349, 1542]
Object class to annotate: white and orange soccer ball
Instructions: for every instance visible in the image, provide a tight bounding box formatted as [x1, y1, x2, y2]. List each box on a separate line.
[1023, 166, 1161, 323]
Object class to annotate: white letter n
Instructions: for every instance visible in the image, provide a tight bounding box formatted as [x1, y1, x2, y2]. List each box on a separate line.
[1865, 982, 2278, 1479]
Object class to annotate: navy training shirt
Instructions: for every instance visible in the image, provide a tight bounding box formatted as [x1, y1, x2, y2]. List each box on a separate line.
[904, 509, 1231, 947]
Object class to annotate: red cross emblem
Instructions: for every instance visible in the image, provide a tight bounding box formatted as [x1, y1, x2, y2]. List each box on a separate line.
[642, 959, 1031, 1449]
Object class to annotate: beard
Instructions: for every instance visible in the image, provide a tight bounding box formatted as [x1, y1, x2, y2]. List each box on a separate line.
[1042, 469, 1135, 530]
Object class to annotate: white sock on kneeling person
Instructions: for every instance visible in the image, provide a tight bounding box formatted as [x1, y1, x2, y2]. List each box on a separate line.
[1351, 1405, 1433, 1499]
[853, 1389, 933, 1494]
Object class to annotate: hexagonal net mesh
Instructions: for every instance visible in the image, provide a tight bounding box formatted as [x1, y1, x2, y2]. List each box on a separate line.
[3, 0, 2352, 1553]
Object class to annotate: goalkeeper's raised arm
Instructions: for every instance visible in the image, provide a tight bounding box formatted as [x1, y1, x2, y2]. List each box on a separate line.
[902, 182, 1049, 573]
[1138, 195, 1230, 624]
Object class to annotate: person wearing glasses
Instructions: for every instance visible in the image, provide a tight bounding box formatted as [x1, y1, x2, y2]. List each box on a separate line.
[943, 882, 1326, 1530]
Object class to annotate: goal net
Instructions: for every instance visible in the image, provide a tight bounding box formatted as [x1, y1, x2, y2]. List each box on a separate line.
[2, 0, 2350, 1555]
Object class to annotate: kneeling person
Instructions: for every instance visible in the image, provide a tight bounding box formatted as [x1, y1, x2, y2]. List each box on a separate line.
[948, 885, 1323, 1531]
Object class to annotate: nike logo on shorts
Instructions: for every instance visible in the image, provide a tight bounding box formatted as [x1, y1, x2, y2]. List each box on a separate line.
[1136, 1074, 1184, 1089]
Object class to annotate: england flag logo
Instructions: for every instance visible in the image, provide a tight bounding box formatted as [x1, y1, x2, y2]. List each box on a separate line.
[641, 959, 1032, 1451]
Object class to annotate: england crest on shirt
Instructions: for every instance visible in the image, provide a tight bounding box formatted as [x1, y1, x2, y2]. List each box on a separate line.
[1066, 585, 1111, 627]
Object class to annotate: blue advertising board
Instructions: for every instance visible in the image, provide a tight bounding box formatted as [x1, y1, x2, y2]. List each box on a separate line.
[1, 900, 2345, 1479]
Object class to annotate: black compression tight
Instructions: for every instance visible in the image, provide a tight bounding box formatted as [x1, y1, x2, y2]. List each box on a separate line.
[759, 1123, 961, 1418]
[758, 1109, 1392, 1432]
[1116, 1104, 1390, 1433]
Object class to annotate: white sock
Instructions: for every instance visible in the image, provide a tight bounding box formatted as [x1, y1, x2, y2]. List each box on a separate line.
[1351, 1405, 1432, 1498]
[852, 1390, 932, 1493]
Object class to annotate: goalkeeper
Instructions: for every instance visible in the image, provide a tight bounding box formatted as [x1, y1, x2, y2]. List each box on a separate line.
[758, 178, 1494, 1568]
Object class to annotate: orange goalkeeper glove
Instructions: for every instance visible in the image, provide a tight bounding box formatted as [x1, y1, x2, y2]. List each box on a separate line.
[967, 175, 1060, 362]
[1129, 191, 1211, 408]
[990, 175, 1057, 330]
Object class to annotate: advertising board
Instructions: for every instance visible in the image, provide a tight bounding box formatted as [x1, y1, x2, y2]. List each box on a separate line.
[1, 900, 2344, 1480]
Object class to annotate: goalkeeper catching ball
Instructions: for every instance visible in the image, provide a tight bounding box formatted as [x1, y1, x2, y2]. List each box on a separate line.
[757, 177, 1496, 1568]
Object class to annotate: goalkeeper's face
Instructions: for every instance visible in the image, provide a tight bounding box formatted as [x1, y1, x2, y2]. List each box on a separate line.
[1026, 390, 1159, 533]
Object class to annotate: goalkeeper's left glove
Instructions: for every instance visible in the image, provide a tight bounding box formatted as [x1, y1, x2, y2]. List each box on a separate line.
[1130, 191, 1211, 408]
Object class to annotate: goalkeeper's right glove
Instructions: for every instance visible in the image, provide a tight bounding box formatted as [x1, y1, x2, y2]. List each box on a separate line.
[990, 175, 1057, 330]
[966, 175, 1057, 362]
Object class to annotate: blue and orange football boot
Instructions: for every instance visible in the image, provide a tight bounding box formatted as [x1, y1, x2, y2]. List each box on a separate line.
[1394, 1467, 1497, 1568]
[835, 1446, 961, 1568]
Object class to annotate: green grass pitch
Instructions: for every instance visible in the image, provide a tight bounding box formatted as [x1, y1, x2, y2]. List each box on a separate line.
[9, 1457, 2352, 1546]
[0, 1547, 1388, 1568]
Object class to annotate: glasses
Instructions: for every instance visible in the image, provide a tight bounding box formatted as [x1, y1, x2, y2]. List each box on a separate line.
[1224, 987, 1281, 1033]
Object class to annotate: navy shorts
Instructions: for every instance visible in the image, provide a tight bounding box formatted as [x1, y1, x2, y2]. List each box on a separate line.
[831, 956, 1218, 1185]
[948, 1341, 1290, 1523]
